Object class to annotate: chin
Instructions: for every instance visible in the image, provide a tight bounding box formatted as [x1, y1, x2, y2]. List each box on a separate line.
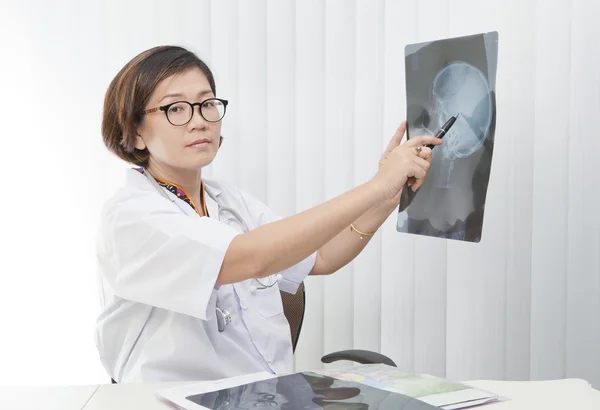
[186, 151, 217, 170]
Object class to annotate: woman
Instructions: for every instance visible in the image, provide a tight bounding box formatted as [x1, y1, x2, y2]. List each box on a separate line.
[95, 45, 441, 383]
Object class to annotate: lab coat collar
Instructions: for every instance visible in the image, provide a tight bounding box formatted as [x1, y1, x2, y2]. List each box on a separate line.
[202, 180, 221, 220]
[203, 179, 222, 199]
[125, 168, 222, 218]
[126, 168, 222, 198]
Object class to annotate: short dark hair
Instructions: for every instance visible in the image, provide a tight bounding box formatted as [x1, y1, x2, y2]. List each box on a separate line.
[101, 45, 218, 167]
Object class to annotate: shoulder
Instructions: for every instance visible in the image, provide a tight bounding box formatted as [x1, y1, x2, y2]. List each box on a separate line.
[203, 177, 262, 208]
[100, 169, 175, 225]
[202, 177, 239, 198]
[203, 177, 280, 226]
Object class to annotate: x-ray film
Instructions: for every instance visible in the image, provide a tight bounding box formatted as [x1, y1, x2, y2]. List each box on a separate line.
[185, 372, 439, 410]
[396, 31, 498, 242]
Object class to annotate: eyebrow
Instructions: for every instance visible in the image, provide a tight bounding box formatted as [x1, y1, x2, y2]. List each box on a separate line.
[158, 89, 214, 103]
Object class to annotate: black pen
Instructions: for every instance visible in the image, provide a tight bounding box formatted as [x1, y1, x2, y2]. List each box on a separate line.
[426, 113, 459, 149]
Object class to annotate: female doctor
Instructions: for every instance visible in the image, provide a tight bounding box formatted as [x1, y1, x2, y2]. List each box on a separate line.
[95, 45, 441, 383]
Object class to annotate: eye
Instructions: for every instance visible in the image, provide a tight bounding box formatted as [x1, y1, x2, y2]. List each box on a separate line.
[168, 103, 187, 113]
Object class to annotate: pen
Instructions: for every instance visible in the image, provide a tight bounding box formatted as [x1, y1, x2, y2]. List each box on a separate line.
[422, 113, 459, 150]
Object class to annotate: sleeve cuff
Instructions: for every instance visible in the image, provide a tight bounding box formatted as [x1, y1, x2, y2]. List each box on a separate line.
[277, 251, 317, 294]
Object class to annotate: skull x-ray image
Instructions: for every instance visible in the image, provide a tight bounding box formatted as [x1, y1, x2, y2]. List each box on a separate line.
[396, 32, 498, 242]
[186, 372, 438, 410]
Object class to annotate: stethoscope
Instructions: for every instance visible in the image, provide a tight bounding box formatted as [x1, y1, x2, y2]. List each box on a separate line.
[142, 169, 281, 332]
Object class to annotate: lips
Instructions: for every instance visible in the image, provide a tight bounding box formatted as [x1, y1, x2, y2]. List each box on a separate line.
[186, 138, 211, 147]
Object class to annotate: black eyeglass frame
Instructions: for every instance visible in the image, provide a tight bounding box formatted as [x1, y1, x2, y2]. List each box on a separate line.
[143, 98, 229, 126]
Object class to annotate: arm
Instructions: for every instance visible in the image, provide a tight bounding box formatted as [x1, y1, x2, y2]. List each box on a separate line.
[217, 130, 441, 286]
[308, 197, 397, 276]
[105, 183, 385, 318]
[309, 122, 434, 276]
[104, 132, 438, 319]
[217, 181, 385, 285]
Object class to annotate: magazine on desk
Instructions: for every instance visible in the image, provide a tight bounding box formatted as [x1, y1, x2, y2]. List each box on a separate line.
[157, 365, 502, 410]
[314, 364, 501, 409]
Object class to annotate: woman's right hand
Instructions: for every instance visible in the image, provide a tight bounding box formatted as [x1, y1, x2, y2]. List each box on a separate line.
[371, 135, 443, 200]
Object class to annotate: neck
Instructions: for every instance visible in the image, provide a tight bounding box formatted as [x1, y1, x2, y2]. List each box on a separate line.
[146, 161, 203, 208]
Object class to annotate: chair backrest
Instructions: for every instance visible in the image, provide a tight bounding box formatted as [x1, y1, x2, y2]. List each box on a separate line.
[280, 282, 306, 352]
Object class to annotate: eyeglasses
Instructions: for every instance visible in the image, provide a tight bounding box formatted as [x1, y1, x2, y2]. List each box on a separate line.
[143, 98, 228, 126]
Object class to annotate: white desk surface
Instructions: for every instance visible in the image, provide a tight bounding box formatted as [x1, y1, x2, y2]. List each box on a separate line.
[0, 384, 99, 410]
[1, 378, 598, 410]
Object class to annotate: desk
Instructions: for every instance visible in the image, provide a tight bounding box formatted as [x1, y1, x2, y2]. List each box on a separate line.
[0, 385, 99, 410]
[1, 378, 599, 409]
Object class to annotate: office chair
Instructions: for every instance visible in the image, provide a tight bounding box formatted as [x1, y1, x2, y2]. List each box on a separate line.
[282, 282, 397, 367]
[111, 282, 395, 383]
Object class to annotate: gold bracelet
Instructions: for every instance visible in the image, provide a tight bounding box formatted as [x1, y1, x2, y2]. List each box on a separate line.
[350, 223, 375, 240]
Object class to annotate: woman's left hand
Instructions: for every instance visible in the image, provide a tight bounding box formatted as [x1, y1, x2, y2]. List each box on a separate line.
[378, 121, 434, 202]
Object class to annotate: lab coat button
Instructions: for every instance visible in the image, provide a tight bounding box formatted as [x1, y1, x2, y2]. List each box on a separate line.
[240, 298, 248, 309]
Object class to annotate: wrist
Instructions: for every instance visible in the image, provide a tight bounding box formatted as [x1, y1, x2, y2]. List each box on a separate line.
[368, 196, 397, 220]
[375, 197, 398, 214]
[366, 178, 390, 202]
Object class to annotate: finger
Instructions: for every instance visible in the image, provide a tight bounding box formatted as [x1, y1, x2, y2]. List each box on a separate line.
[410, 169, 428, 191]
[404, 135, 443, 148]
[417, 146, 433, 160]
[413, 156, 431, 171]
[410, 146, 433, 160]
[392, 121, 407, 145]
[411, 170, 427, 191]
[411, 166, 427, 180]
[384, 121, 406, 154]
[412, 179, 425, 191]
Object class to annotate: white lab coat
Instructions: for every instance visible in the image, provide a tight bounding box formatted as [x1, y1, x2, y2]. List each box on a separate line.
[95, 169, 316, 383]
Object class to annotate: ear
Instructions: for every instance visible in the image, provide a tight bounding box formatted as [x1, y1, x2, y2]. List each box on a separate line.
[134, 132, 147, 151]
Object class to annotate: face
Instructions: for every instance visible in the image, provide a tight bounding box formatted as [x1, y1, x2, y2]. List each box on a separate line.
[136, 67, 222, 172]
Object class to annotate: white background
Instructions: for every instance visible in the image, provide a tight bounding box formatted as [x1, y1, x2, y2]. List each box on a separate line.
[0, 0, 599, 388]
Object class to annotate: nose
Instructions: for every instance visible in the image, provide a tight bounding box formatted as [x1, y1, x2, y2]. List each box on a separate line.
[187, 105, 208, 130]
